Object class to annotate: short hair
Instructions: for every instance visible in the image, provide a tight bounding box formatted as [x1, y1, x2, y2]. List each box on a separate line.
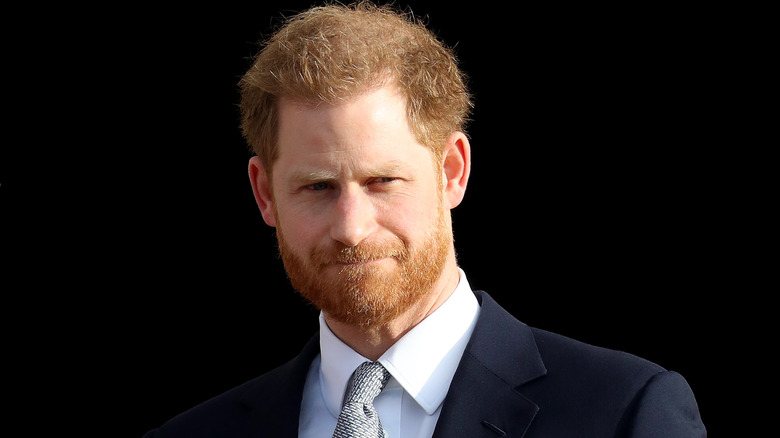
[239, 1, 472, 173]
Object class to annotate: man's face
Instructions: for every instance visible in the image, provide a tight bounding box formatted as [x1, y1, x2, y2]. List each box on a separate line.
[268, 86, 452, 328]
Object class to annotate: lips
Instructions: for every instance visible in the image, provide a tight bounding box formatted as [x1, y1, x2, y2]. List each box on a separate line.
[315, 242, 406, 267]
[334, 258, 387, 267]
[336, 253, 395, 263]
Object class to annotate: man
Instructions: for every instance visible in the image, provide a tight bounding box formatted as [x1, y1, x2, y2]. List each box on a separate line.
[145, 2, 705, 437]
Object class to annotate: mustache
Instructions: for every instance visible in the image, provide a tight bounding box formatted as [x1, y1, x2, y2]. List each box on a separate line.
[312, 240, 407, 265]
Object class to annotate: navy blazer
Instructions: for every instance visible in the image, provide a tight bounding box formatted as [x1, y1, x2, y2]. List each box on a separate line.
[145, 291, 706, 437]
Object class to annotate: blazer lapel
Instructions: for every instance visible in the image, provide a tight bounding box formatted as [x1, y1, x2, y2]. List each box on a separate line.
[231, 291, 545, 437]
[433, 291, 547, 437]
[237, 334, 320, 438]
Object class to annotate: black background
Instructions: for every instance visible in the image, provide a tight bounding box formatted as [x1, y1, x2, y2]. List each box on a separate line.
[3, 1, 742, 435]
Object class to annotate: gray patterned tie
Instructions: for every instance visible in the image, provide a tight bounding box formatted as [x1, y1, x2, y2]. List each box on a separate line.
[332, 361, 391, 438]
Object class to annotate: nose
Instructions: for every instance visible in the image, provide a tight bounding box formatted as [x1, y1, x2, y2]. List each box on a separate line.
[329, 185, 378, 247]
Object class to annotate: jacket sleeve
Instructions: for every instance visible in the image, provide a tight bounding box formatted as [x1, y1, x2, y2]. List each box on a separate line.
[620, 370, 706, 437]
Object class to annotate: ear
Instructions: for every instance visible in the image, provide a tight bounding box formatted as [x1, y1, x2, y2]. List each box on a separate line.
[441, 131, 471, 209]
[248, 156, 277, 227]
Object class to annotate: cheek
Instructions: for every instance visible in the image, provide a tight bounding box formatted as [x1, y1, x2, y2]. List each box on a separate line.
[378, 194, 442, 243]
[276, 206, 328, 253]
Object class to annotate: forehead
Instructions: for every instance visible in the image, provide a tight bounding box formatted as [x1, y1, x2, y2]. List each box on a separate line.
[274, 86, 433, 176]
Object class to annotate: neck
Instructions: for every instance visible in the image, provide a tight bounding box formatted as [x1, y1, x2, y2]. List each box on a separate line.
[323, 258, 460, 361]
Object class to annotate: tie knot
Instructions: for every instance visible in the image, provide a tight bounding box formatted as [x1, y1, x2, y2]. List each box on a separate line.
[345, 361, 391, 405]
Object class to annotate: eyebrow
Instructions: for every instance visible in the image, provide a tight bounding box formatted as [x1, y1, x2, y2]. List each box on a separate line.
[287, 161, 411, 185]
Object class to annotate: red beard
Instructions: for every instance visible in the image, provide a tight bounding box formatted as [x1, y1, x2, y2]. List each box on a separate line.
[276, 207, 450, 328]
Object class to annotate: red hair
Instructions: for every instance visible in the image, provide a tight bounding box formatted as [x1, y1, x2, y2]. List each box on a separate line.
[239, 1, 472, 173]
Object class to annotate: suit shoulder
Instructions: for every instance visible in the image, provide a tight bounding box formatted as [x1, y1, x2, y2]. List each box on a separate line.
[146, 373, 264, 437]
[149, 365, 289, 437]
[526, 326, 671, 415]
[521, 327, 705, 435]
[530, 326, 665, 382]
[472, 292, 664, 383]
[147, 336, 319, 437]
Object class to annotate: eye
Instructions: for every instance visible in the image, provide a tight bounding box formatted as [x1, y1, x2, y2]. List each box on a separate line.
[372, 177, 397, 184]
[306, 181, 332, 191]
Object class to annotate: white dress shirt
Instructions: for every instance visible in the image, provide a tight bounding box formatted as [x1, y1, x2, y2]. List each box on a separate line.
[298, 269, 480, 438]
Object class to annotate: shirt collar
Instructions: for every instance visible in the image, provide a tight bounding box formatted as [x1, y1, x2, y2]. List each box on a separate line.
[318, 268, 480, 417]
